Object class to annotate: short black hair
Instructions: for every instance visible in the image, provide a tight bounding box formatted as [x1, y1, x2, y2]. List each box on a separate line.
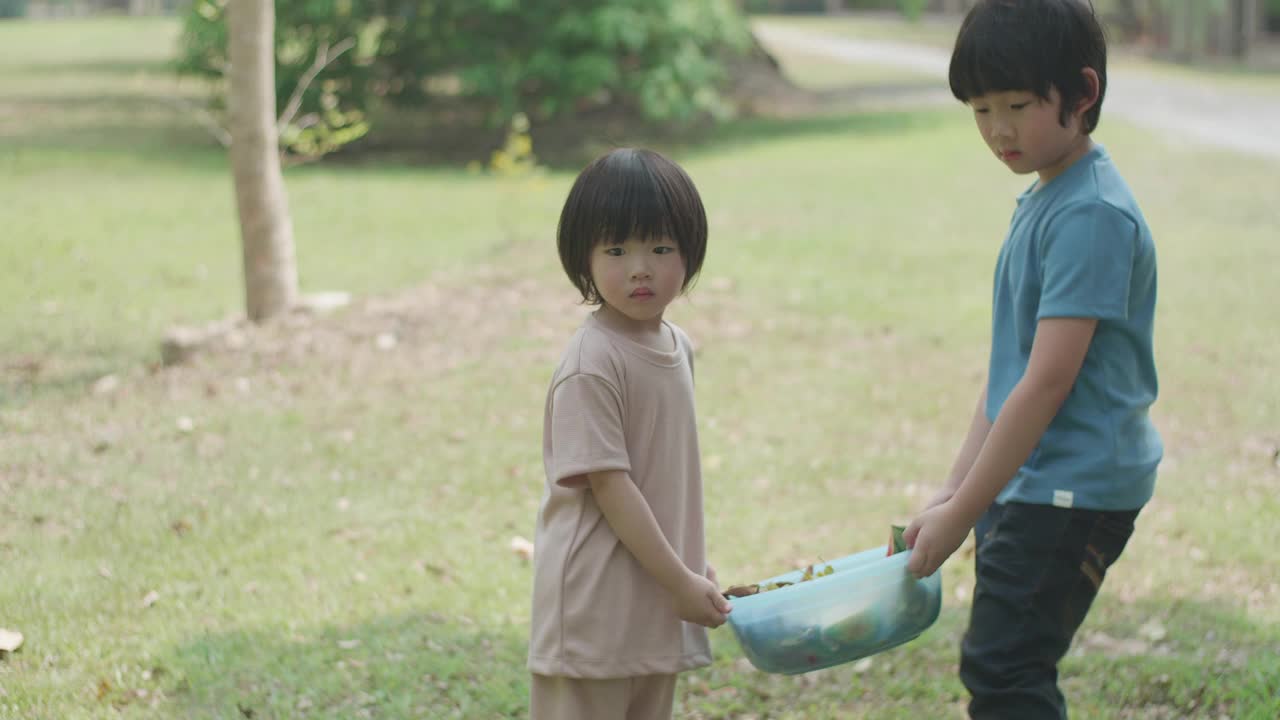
[557, 148, 708, 305]
[949, 0, 1107, 134]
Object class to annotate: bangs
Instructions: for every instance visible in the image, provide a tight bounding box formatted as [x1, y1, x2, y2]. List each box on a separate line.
[588, 164, 684, 246]
[949, 27, 1051, 102]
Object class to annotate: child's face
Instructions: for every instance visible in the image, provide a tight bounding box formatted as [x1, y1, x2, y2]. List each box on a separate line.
[970, 85, 1089, 185]
[589, 235, 686, 325]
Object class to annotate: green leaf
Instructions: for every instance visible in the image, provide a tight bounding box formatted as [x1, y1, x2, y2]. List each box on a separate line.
[890, 525, 908, 556]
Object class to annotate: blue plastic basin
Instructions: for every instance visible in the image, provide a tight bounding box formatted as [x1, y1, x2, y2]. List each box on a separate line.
[726, 546, 942, 675]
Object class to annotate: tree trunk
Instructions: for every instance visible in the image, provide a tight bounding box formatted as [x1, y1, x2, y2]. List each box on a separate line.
[1240, 0, 1262, 58]
[228, 0, 298, 323]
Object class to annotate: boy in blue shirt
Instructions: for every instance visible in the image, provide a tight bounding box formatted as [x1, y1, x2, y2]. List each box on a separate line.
[903, 1, 1162, 717]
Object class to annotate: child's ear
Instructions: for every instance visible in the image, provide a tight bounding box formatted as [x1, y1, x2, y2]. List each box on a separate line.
[1076, 67, 1101, 115]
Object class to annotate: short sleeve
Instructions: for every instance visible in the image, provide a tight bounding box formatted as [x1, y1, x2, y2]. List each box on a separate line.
[673, 325, 694, 381]
[548, 373, 630, 488]
[1038, 203, 1137, 321]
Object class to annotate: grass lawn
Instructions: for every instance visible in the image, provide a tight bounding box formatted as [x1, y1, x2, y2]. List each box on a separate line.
[2, 16, 1279, 720]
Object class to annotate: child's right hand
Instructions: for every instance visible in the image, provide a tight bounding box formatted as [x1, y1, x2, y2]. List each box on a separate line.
[674, 572, 732, 628]
[920, 485, 956, 513]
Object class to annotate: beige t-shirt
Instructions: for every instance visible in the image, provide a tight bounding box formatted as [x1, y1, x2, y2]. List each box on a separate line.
[529, 312, 711, 678]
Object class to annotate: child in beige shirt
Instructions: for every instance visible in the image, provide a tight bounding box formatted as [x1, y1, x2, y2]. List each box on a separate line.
[529, 148, 732, 720]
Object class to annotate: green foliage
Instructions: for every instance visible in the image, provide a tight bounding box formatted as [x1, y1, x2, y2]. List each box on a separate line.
[896, 0, 928, 21]
[378, 0, 750, 124]
[0, 0, 27, 18]
[178, 0, 751, 158]
[177, 0, 377, 158]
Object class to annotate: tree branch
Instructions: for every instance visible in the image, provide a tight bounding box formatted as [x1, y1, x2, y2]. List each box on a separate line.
[276, 37, 357, 135]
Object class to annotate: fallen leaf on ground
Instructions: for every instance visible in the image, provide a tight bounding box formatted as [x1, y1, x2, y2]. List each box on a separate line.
[510, 536, 534, 561]
[1138, 620, 1167, 643]
[141, 591, 160, 608]
[0, 628, 23, 653]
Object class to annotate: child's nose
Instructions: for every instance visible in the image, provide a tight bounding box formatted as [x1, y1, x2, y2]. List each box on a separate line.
[990, 118, 1015, 139]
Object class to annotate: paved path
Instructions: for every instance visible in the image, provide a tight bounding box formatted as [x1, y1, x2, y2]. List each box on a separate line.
[755, 24, 1280, 160]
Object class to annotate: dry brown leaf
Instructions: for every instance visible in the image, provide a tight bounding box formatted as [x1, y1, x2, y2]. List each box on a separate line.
[141, 591, 160, 608]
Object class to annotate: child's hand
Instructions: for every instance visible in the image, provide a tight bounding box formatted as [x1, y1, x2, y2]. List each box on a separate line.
[705, 563, 720, 590]
[903, 500, 971, 579]
[674, 572, 732, 628]
[920, 485, 956, 513]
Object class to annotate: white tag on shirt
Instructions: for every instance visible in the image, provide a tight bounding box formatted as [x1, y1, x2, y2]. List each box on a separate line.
[1053, 490, 1074, 508]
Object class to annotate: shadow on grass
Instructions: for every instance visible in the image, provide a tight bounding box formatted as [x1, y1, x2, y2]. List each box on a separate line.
[676, 107, 947, 159]
[159, 612, 529, 719]
[148, 590, 1280, 720]
[687, 594, 1277, 718]
[1064, 594, 1280, 717]
[344, 104, 951, 172]
[8, 60, 178, 76]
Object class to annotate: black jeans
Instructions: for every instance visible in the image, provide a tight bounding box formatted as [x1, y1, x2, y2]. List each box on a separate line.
[960, 501, 1139, 720]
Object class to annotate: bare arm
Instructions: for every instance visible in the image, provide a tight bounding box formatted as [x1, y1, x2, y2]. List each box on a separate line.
[587, 470, 731, 627]
[906, 317, 1097, 576]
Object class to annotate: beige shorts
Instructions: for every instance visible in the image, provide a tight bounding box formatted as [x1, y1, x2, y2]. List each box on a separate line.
[529, 673, 677, 720]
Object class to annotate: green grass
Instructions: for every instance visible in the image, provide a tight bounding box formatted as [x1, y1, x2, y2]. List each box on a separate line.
[2, 16, 1279, 720]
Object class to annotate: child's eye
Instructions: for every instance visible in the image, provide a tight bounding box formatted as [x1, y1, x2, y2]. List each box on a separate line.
[603, 247, 624, 257]
[653, 246, 677, 255]
[973, 107, 990, 114]
[1010, 102, 1029, 110]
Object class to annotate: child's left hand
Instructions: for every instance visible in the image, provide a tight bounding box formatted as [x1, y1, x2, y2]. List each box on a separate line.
[903, 501, 972, 578]
[706, 564, 720, 591]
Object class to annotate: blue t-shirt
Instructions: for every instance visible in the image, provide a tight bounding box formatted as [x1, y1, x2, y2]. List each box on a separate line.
[987, 144, 1162, 511]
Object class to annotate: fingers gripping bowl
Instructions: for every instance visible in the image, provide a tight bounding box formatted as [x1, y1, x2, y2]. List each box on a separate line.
[726, 547, 942, 675]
